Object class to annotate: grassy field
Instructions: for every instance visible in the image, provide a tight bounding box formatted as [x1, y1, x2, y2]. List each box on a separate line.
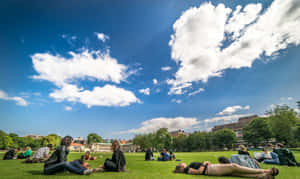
[0, 151, 300, 179]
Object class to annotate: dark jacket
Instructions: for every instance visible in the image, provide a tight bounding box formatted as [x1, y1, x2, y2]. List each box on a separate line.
[274, 148, 299, 166]
[104, 149, 126, 172]
[145, 149, 153, 160]
[3, 149, 16, 160]
[44, 145, 69, 168]
[238, 150, 250, 156]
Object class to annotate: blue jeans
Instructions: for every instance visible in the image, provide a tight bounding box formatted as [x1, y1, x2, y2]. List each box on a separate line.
[263, 152, 280, 165]
[44, 161, 86, 175]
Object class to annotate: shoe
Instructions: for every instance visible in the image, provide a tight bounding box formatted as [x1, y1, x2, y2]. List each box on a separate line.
[83, 169, 93, 175]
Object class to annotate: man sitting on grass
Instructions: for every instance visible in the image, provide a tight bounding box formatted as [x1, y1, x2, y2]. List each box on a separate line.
[24, 144, 52, 163]
[157, 148, 169, 161]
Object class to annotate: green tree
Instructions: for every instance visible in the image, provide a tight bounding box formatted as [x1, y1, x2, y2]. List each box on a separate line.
[87, 133, 102, 144]
[297, 101, 300, 110]
[186, 132, 206, 151]
[173, 134, 188, 152]
[154, 128, 172, 151]
[0, 135, 14, 149]
[243, 117, 272, 147]
[267, 105, 298, 145]
[46, 134, 61, 148]
[213, 129, 237, 149]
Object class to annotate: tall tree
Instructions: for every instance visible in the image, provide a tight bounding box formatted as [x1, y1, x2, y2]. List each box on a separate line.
[267, 105, 298, 145]
[243, 117, 272, 147]
[87, 133, 102, 144]
[213, 129, 237, 149]
[47, 134, 61, 148]
[154, 128, 172, 151]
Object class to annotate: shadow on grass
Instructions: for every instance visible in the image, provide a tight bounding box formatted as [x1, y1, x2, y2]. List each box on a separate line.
[27, 170, 44, 175]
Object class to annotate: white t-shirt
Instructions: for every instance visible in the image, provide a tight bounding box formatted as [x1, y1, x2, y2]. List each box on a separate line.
[32, 147, 50, 159]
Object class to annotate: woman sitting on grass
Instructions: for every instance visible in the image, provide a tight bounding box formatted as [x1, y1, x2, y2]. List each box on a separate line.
[98, 140, 126, 172]
[174, 161, 279, 179]
[44, 136, 96, 175]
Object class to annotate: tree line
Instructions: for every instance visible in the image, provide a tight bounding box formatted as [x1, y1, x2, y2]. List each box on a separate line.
[0, 132, 61, 150]
[133, 104, 300, 151]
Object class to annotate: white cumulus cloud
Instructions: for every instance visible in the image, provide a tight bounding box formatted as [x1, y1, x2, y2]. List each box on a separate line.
[139, 88, 150, 95]
[95, 32, 109, 42]
[217, 105, 250, 115]
[121, 117, 198, 134]
[171, 99, 182, 104]
[0, 90, 28, 106]
[168, 0, 300, 95]
[31, 49, 140, 107]
[153, 78, 158, 85]
[64, 106, 72, 111]
[188, 88, 205, 96]
[161, 66, 172, 71]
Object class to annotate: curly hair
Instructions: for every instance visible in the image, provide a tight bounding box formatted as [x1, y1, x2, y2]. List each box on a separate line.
[60, 136, 73, 146]
[111, 140, 120, 151]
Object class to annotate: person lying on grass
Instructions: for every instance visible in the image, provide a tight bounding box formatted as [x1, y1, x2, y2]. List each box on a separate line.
[174, 161, 279, 179]
[17, 146, 32, 159]
[82, 151, 96, 161]
[24, 144, 53, 163]
[97, 140, 126, 172]
[3, 148, 19, 160]
[44, 136, 97, 175]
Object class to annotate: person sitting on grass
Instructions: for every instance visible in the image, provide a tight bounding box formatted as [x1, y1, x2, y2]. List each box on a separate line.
[255, 147, 272, 163]
[3, 148, 19, 160]
[238, 145, 250, 156]
[157, 148, 169, 161]
[265, 143, 299, 166]
[174, 161, 279, 179]
[98, 140, 126, 172]
[82, 151, 96, 161]
[24, 144, 53, 163]
[44, 136, 96, 175]
[17, 146, 32, 159]
[145, 147, 154, 161]
[169, 151, 176, 161]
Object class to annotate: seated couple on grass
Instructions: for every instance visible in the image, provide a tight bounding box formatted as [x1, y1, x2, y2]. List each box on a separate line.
[157, 148, 176, 161]
[255, 143, 300, 166]
[43, 136, 126, 175]
[174, 161, 279, 179]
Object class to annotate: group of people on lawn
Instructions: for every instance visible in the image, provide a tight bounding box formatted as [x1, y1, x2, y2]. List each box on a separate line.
[3, 136, 299, 178]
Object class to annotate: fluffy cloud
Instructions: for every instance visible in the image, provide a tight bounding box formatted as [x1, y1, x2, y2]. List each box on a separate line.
[95, 32, 109, 42]
[280, 97, 294, 101]
[153, 78, 158, 85]
[64, 106, 72, 111]
[161, 66, 172, 71]
[0, 90, 28, 106]
[139, 88, 150, 95]
[168, 0, 300, 94]
[32, 49, 140, 107]
[217, 105, 250, 115]
[188, 88, 205, 96]
[171, 99, 182, 104]
[121, 117, 198, 134]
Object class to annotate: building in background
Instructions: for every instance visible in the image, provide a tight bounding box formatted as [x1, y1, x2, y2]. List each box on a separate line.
[24, 134, 43, 139]
[169, 129, 189, 137]
[212, 115, 258, 142]
[69, 143, 85, 152]
[73, 137, 87, 145]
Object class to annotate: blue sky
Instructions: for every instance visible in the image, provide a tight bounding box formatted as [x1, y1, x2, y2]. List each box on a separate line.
[0, 0, 299, 139]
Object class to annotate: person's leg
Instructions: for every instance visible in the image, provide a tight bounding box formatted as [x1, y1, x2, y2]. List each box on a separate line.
[263, 152, 279, 165]
[232, 173, 269, 178]
[207, 164, 269, 176]
[44, 162, 67, 175]
[66, 161, 86, 175]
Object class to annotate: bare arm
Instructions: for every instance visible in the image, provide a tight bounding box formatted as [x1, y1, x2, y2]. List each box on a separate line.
[187, 167, 205, 175]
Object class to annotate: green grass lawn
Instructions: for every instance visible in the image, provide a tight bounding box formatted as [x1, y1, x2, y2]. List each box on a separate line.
[0, 151, 300, 179]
